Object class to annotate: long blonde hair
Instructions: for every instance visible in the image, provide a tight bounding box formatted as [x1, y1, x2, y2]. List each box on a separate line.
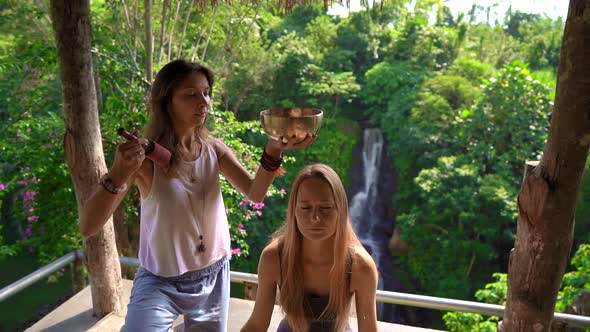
[144, 59, 213, 175]
[274, 164, 362, 332]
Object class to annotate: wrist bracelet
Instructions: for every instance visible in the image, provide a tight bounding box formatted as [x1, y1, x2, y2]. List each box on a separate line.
[263, 147, 283, 165]
[260, 148, 283, 172]
[100, 175, 127, 194]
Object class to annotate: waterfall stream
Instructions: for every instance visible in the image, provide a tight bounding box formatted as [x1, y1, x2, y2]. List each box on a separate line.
[348, 128, 403, 323]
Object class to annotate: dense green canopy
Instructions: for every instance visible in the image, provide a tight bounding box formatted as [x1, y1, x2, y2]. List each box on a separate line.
[0, 1, 587, 330]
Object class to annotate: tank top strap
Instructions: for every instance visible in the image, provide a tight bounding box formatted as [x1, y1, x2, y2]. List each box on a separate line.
[201, 137, 213, 156]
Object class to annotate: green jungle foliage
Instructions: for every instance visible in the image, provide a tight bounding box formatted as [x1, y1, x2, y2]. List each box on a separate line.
[0, 0, 588, 330]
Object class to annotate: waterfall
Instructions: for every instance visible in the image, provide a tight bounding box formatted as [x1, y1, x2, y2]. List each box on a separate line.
[350, 128, 384, 267]
[349, 128, 402, 323]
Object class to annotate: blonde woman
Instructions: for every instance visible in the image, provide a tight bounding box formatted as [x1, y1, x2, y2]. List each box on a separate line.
[241, 164, 379, 332]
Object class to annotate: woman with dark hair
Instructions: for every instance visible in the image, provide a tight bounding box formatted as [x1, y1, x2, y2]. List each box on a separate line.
[79, 59, 316, 332]
[241, 164, 379, 332]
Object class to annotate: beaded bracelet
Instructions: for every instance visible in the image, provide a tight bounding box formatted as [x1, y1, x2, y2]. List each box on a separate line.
[100, 175, 127, 194]
[260, 157, 279, 172]
[259, 148, 283, 172]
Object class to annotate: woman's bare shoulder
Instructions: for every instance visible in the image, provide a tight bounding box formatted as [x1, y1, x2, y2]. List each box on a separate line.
[261, 239, 280, 257]
[209, 136, 232, 160]
[258, 239, 281, 280]
[350, 245, 378, 289]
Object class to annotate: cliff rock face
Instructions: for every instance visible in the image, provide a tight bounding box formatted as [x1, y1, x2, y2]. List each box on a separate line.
[389, 225, 408, 256]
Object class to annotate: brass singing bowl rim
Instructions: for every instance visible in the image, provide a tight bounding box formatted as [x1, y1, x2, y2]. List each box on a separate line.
[260, 108, 323, 118]
[260, 108, 323, 141]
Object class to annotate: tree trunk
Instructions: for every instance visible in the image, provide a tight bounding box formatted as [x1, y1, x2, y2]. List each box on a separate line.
[156, 0, 171, 65]
[145, 0, 153, 83]
[121, 0, 133, 31]
[93, 54, 103, 113]
[177, 0, 194, 59]
[502, 1, 590, 330]
[167, 0, 182, 62]
[189, 28, 205, 62]
[113, 189, 141, 280]
[113, 203, 138, 280]
[201, 4, 219, 62]
[133, 0, 141, 65]
[49, 0, 124, 318]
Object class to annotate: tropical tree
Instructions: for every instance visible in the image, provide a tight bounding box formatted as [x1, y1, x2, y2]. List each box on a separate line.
[503, 1, 590, 329]
[49, 0, 124, 316]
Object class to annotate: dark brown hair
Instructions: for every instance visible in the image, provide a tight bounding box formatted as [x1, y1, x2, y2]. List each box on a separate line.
[144, 59, 214, 174]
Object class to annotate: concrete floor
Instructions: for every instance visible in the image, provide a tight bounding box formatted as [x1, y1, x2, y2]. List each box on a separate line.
[25, 279, 444, 332]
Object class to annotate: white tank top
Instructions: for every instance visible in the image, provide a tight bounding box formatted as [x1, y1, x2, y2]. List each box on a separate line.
[139, 139, 230, 277]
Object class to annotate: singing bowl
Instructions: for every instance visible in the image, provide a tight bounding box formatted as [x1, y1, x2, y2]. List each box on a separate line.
[260, 108, 323, 142]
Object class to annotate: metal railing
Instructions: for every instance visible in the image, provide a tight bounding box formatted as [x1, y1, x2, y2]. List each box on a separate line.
[1, 251, 589, 329]
[0, 251, 79, 302]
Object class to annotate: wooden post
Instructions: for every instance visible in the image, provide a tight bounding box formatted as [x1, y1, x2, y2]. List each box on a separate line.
[552, 291, 590, 331]
[72, 250, 87, 293]
[502, 1, 590, 329]
[244, 281, 257, 301]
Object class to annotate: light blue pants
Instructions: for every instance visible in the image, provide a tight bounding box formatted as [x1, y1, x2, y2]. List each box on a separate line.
[121, 256, 230, 332]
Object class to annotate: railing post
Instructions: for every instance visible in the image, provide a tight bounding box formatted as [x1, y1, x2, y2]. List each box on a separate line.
[244, 281, 257, 300]
[72, 250, 87, 293]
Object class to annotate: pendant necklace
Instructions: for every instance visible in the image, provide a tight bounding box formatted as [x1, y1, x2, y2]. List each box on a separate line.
[186, 191, 206, 253]
[184, 142, 205, 253]
[189, 166, 197, 183]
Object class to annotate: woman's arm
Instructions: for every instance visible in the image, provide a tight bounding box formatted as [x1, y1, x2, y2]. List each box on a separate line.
[241, 242, 280, 332]
[79, 137, 150, 238]
[215, 136, 316, 203]
[352, 247, 379, 332]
